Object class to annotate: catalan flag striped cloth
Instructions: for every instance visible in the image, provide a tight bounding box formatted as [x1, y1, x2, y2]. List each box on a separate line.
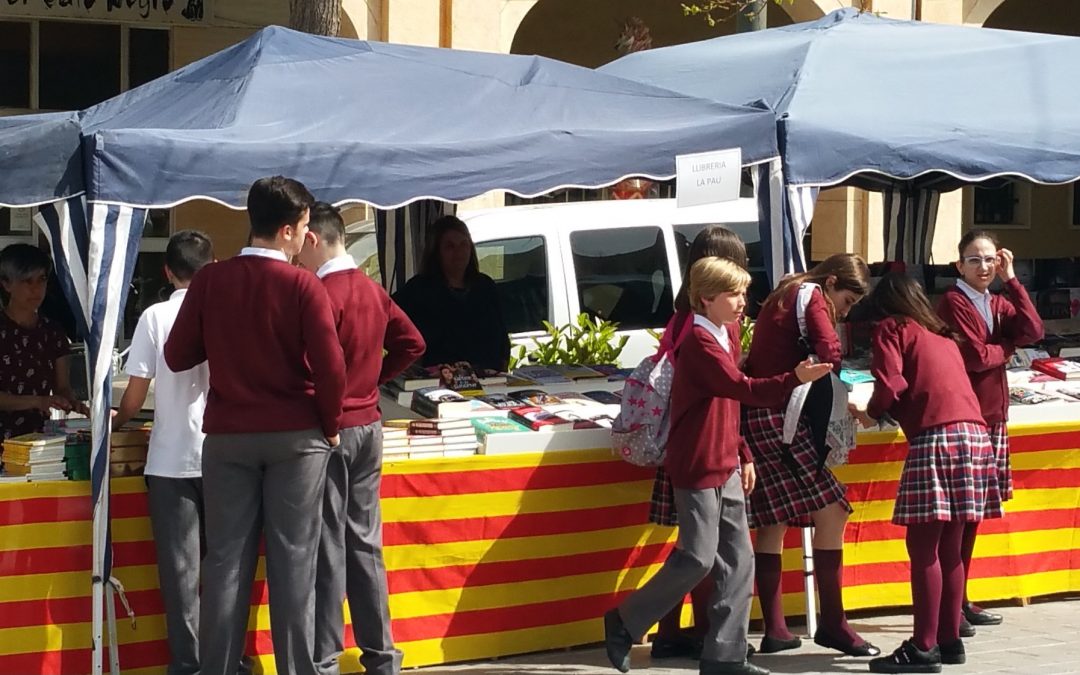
[1, 422, 1079, 674]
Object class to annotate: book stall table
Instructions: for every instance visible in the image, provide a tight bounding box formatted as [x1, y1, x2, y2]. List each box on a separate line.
[2, 411, 1079, 674]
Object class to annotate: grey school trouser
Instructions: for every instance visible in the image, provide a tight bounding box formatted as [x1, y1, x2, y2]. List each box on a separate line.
[199, 429, 331, 675]
[619, 471, 754, 663]
[314, 422, 402, 675]
[146, 476, 204, 675]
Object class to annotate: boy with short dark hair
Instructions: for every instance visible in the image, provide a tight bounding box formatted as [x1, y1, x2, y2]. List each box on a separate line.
[114, 230, 216, 675]
[297, 202, 425, 675]
[165, 177, 347, 675]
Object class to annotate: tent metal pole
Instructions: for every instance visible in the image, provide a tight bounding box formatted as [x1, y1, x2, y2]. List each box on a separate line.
[107, 583, 120, 675]
[802, 528, 817, 636]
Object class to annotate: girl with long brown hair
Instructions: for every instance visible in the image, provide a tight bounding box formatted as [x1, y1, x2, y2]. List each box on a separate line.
[741, 253, 876, 657]
[853, 273, 1000, 673]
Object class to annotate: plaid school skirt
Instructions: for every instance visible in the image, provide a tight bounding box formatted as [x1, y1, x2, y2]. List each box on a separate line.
[742, 407, 852, 529]
[989, 421, 1013, 505]
[893, 421, 1000, 526]
[649, 466, 678, 526]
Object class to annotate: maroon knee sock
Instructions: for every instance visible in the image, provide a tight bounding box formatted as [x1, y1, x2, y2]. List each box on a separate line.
[906, 522, 945, 652]
[937, 522, 967, 645]
[960, 520, 980, 610]
[755, 552, 794, 640]
[690, 576, 713, 638]
[813, 548, 861, 645]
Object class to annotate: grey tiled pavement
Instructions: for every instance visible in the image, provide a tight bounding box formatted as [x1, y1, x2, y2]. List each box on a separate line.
[415, 597, 1080, 674]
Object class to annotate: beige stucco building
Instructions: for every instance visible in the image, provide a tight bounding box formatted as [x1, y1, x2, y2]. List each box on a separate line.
[1, 0, 1078, 327]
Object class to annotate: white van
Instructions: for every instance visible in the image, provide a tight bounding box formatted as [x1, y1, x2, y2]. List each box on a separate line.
[460, 198, 765, 367]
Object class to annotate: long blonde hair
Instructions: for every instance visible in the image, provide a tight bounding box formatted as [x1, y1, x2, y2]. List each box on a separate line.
[765, 253, 870, 322]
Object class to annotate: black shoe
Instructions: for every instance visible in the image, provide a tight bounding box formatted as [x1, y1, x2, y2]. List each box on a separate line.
[651, 635, 698, 660]
[963, 602, 1003, 626]
[939, 639, 966, 665]
[604, 609, 633, 673]
[814, 629, 882, 657]
[759, 634, 802, 653]
[958, 618, 976, 638]
[700, 659, 770, 675]
[868, 640, 942, 674]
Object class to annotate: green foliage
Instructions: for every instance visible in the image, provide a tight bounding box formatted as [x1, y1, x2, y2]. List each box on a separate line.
[682, 0, 795, 27]
[513, 314, 629, 367]
[740, 315, 755, 354]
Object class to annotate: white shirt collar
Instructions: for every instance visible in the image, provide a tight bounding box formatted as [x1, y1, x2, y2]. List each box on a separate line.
[169, 288, 188, 302]
[239, 247, 288, 262]
[316, 255, 358, 279]
[955, 279, 994, 333]
[693, 313, 731, 353]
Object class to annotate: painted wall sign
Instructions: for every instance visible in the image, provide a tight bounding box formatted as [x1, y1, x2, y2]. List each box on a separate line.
[1, 0, 209, 24]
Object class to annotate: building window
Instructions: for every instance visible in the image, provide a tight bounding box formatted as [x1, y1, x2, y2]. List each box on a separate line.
[129, 28, 170, 88]
[965, 180, 1030, 230]
[39, 22, 122, 111]
[570, 226, 673, 330]
[1072, 183, 1080, 227]
[476, 236, 550, 334]
[0, 22, 31, 108]
[0, 20, 170, 113]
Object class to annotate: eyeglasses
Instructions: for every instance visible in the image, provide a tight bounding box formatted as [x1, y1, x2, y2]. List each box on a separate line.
[962, 255, 997, 267]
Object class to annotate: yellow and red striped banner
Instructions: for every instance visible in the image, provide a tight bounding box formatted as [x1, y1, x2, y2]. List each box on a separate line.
[1, 421, 1078, 674]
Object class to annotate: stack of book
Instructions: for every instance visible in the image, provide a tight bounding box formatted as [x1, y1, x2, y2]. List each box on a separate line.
[383, 418, 480, 460]
[2, 433, 68, 481]
[410, 386, 499, 418]
[1031, 357, 1080, 381]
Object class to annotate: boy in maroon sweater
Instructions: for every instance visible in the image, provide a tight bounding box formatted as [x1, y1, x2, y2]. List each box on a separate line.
[297, 203, 425, 675]
[165, 177, 346, 675]
[604, 257, 830, 675]
[935, 231, 1043, 635]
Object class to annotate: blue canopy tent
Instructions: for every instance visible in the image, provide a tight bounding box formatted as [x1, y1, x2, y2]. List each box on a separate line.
[1, 25, 785, 673]
[602, 8, 1080, 276]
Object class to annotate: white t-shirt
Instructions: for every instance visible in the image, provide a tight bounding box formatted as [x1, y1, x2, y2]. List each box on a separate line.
[125, 288, 208, 478]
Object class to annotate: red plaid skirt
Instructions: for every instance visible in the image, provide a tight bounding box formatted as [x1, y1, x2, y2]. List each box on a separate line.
[648, 466, 678, 526]
[893, 421, 1000, 525]
[989, 421, 1012, 505]
[742, 407, 851, 529]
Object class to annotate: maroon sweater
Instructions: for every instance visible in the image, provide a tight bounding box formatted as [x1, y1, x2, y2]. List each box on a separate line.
[866, 317, 984, 439]
[935, 279, 1043, 425]
[666, 323, 800, 490]
[744, 284, 841, 389]
[164, 255, 346, 438]
[323, 269, 426, 428]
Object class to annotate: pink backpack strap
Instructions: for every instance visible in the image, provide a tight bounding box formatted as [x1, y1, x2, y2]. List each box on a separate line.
[657, 311, 695, 359]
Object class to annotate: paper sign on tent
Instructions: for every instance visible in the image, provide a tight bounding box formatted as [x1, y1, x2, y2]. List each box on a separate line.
[675, 148, 742, 208]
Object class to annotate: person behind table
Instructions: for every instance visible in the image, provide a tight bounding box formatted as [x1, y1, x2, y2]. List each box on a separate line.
[935, 230, 1043, 636]
[649, 226, 750, 661]
[604, 257, 832, 675]
[0, 244, 86, 441]
[740, 253, 876, 657]
[164, 177, 346, 675]
[851, 273, 999, 674]
[392, 215, 510, 372]
[112, 230, 250, 675]
[296, 202, 426, 675]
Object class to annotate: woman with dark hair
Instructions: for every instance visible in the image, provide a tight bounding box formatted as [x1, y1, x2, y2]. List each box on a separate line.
[393, 216, 510, 372]
[649, 226, 749, 661]
[852, 273, 998, 674]
[0, 244, 85, 440]
[741, 253, 877, 657]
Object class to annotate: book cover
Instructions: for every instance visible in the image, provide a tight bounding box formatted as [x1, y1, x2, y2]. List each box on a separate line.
[395, 363, 440, 391]
[476, 393, 521, 410]
[408, 418, 475, 432]
[509, 389, 564, 406]
[508, 406, 575, 431]
[587, 364, 634, 381]
[581, 390, 622, 405]
[471, 416, 531, 436]
[1009, 387, 1058, 404]
[406, 427, 478, 439]
[1031, 357, 1080, 381]
[548, 364, 605, 381]
[511, 366, 571, 385]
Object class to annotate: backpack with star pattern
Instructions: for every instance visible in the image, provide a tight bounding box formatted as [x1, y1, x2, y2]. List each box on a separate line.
[610, 313, 692, 467]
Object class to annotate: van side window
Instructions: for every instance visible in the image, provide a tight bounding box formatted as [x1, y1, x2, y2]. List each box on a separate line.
[476, 236, 549, 334]
[673, 222, 768, 316]
[570, 227, 674, 330]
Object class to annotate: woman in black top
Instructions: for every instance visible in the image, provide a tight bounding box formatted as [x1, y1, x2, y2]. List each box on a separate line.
[393, 216, 511, 372]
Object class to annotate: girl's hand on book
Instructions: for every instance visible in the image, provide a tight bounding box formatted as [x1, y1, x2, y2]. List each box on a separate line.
[795, 359, 833, 383]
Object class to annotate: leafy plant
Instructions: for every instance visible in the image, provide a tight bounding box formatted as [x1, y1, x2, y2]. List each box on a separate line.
[681, 0, 795, 27]
[514, 314, 629, 367]
[740, 315, 755, 354]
